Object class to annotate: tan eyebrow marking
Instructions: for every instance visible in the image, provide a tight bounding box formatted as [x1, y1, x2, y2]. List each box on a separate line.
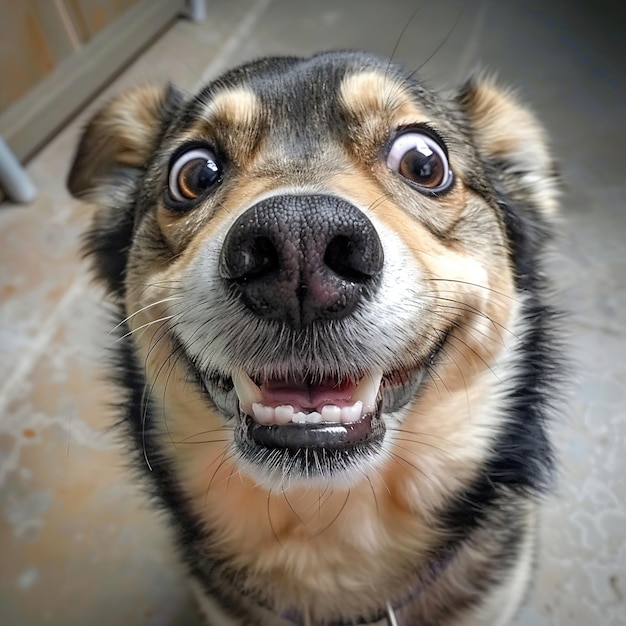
[339, 70, 427, 124]
[338, 71, 431, 160]
[188, 87, 263, 163]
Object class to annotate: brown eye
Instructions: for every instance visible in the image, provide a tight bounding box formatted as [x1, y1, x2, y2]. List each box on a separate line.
[168, 147, 222, 203]
[387, 131, 452, 193]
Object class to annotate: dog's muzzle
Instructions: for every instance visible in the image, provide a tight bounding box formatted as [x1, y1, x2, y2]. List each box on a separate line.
[217, 195, 388, 473]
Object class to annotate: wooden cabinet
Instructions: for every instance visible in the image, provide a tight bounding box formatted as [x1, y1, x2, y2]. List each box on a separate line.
[63, 0, 142, 43]
[0, 0, 185, 161]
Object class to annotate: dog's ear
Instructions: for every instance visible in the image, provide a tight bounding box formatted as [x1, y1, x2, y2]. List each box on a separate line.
[457, 75, 559, 219]
[457, 76, 559, 289]
[67, 84, 183, 197]
[69, 84, 183, 298]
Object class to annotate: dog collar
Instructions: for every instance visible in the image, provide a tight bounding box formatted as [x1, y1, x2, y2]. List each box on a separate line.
[277, 545, 456, 626]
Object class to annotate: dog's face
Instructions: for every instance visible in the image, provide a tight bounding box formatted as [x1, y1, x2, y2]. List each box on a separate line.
[69, 51, 557, 622]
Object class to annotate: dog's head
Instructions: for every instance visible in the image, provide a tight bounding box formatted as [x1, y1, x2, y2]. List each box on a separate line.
[69, 51, 556, 498]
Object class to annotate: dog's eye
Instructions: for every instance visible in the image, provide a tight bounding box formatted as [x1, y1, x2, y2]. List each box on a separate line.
[168, 147, 222, 203]
[387, 132, 452, 193]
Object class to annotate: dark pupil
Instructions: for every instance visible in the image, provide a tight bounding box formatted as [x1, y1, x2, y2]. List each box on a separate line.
[179, 158, 220, 197]
[399, 149, 443, 187]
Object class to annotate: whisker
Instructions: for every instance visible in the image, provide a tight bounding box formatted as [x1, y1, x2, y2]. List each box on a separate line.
[176, 426, 234, 444]
[140, 323, 186, 466]
[382, 448, 440, 490]
[314, 489, 351, 538]
[387, 432, 462, 463]
[134, 278, 183, 299]
[426, 278, 520, 303]
[205, 448, 236, 506]
[405, 1, 465, 80]
[171, 438, 230, 445]
[283, 491, 307, 528]
[386, 1, 430, 70]
[108, 296, 182, 335]
[114, 315, 177, 343]
[267, 489, 282, 545]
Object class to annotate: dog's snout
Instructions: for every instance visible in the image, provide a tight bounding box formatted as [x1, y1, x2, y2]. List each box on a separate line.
[219, 195, 383, 327]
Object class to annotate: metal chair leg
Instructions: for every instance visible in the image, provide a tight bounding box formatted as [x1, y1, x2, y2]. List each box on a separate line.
[187, 0, 208, 22]
[0, 137, 37, 204]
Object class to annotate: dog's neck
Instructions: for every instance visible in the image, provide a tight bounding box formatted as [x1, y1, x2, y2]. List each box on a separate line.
[276, 543, 456, 626]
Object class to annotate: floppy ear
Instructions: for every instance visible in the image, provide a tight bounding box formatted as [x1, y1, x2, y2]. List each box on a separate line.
[457, 75, 559, 219]
[67, 84, 183, 197]
[457, 76, 559, 290]
[68, 84, 183, 297]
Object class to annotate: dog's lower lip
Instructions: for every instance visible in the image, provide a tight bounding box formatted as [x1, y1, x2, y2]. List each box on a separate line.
[244, 410, 380, 450]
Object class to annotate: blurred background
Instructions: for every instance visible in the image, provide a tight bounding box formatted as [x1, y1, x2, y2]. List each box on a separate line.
[0, 0, 624, 624]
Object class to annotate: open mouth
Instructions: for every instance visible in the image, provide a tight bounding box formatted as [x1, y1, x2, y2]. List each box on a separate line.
[234, 370, 382, 425]
[209, 364, 428, 481]
[233, 369, 385, 451]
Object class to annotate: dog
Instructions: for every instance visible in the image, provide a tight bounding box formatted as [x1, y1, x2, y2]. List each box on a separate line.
[67, 51, 561, 626]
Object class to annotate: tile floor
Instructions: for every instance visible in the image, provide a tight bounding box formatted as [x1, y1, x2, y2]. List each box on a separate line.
[1, 0, 624, 624]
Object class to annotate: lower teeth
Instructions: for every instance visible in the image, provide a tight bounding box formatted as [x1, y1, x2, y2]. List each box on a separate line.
[251, 400, 364, 426]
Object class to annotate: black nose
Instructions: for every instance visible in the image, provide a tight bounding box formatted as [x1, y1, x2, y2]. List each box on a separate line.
[219, 195, 384, 328]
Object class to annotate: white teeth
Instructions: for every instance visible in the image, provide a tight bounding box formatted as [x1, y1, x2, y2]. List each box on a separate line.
[352, 369, 383, 413]
[340, 401, 363, 424]
[251, 402, 365, 425]
[307, 411, 322, 424]
[235, 369, 383, 427]
[274, 405, 294, 425]
[233, 371, 262, 416]
[321, 405, 341, 422]
[293, 411, 307, 424]
[293, 411, 323, 424]
[252, 403, 274, 425]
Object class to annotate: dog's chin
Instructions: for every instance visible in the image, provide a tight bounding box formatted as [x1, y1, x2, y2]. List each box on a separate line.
[192, 357, 432, 487]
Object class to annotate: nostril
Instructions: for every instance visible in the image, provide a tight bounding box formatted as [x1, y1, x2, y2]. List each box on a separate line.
[324, 234, 383, 283]
[224, 236, 280, 281]
[325, 236, 365, 282]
